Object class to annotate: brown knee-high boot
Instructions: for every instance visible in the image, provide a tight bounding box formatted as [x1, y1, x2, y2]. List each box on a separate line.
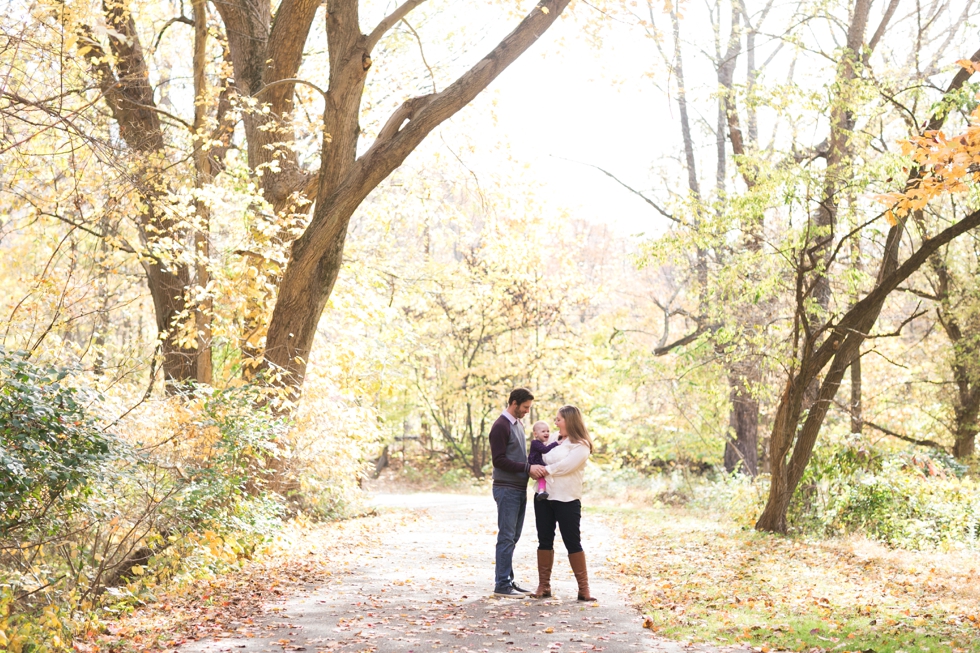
[568, 551, 596, 602]
[533, 549, 554, 598]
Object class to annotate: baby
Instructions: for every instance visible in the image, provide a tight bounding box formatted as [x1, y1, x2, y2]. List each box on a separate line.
[528, 421, 562, 502]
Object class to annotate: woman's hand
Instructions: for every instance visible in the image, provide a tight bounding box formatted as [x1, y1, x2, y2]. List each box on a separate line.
[529, 465, 548, 479]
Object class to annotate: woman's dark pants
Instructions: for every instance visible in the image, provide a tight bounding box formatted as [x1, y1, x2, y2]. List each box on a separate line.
[533, 498, 583, 553]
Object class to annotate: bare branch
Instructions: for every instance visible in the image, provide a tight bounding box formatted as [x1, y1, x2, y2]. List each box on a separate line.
[866, 0, 900, 56]
[864, 420, 946, 450]
[152, 15, 194, 51]
[366, 0, 428, 52]
[118, 100, 193, 130]
[896, 286, 940, 301]
[401, 18, 437, 93]
[556, 157, 678, 223]
[253, 77, 328, 100]
[654, 326, 709, 356]
[856, 306, 927, 339]
[35, 210, 136, 254]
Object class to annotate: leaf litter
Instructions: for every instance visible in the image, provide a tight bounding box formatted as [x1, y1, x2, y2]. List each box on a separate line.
[601, 506, 980, 653]
[77, 495, 755, 653]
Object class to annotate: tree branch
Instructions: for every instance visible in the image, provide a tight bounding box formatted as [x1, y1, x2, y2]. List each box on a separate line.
[654, 326, 709, 356]
[558, 157, 678, 223]
[152, 15, 194, 51]
[253, 77, 328, 100]
[866, 0, 900, 56]
[897, 285, 940, 301]
[366, 0, 428, 52]
[864, 419, 946, 450]
[923, 46, 980, 133]
[401, 18, 437, 93]
[301, 0, 571, 259]
[375, 94, 435, 143]
[265, 0, 322, 113]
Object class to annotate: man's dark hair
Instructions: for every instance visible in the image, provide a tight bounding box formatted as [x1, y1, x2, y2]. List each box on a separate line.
[508, 387, 534, 406]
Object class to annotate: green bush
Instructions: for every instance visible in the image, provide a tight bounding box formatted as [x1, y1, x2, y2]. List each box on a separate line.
[0, 373, 290, 650]
[0, 348, 113, 538]
[791, 443, 980, 549]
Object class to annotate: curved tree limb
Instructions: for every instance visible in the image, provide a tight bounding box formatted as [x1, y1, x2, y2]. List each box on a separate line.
[366, 0, 429, 52]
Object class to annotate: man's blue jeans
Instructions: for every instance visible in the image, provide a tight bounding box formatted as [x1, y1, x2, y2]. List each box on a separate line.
[492, 485, 527, 591]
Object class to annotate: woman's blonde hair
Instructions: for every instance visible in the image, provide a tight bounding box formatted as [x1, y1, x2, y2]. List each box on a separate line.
[559, 405, 593, 452]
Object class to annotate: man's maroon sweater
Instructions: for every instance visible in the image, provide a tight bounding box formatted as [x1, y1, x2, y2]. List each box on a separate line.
[488, 413, 530, 489]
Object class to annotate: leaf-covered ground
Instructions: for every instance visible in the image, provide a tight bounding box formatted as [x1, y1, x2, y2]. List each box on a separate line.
[80, 493, 739, 653]
[602, 505, 980, 653]
[74, 509, 402, 651]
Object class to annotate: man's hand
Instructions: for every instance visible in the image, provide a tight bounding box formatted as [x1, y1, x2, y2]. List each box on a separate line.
[530, 465, 548, 479]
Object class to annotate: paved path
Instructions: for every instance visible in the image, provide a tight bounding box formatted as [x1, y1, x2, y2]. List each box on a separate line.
[180, 493, 738, 653]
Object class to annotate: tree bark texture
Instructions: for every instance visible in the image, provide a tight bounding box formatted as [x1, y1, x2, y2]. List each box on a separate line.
[933, 266, 980, 459]
[192, 0, 213, 385]
[849, 352, 862, 435]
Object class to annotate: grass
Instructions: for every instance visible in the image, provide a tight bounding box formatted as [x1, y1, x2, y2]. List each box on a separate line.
[594, 504, 980, 653]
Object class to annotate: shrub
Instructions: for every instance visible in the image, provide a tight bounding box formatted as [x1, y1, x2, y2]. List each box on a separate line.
[0, 370, 290, 650]
[791, 443, 980, 549]
[0, 348, 113, 539]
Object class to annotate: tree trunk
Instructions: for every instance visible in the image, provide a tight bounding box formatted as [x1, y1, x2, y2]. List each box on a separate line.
[926, 229, 980, 459]
[811, 0, 873, 312]
[952, 365, 980, 458]
[753, 11, 971, 535]
[80, 1, 210, 388]
[953, 402, 979, 458]
[849, 351, 862, 435]
[724, 373, 759, 475]
[261, 0, 573, 394]
[756, 41, 980, 523]
[715, 0, 763, 476]
[192, 0, 213, 385]
[756, 205, 980, 532]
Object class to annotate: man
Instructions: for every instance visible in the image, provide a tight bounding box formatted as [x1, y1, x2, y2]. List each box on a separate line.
[488, 387, 547, 598]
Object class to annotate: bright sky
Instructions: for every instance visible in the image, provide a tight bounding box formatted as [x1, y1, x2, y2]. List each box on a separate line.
[462, 10, 680, 238]
[392, 0, 974, 241]
[383, 0, 736, 239]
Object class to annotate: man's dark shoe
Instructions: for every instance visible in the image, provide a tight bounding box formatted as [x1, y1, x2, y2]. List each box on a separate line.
[494, 586, 528, 598]
[511, 582, 532, 594]
[534, 492, 549, 502]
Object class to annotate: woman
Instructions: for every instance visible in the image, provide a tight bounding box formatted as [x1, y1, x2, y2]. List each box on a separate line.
[532, 405, 595, 601]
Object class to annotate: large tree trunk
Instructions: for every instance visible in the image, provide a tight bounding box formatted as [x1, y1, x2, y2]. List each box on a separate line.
[260, 0, 573, 394]
[717, 1, 762, 476]
[191, 0, 213, 385]
[77, 0, 216, 391]
[947, 320, 980, 458]
[952, 390, 980, 458]
[80, 0, 211, 388]
[925, 230, 980, 458]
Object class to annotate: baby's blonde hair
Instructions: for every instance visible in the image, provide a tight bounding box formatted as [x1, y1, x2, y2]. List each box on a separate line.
[532, 420, 550, 432]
